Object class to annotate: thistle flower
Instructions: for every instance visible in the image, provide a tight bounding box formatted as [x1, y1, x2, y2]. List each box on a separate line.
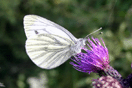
[92, 76, 122, 88]
[118, 64, 132, 87]
[126, 73, 132, 87]
[70, 37, 110, 74]
[121, 73, 132, 87]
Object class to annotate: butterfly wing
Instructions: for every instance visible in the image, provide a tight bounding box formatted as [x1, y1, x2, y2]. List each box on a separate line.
[23, 15, 83, 69]
[24, 15, 77, 42]
[26, 34, 75, 69]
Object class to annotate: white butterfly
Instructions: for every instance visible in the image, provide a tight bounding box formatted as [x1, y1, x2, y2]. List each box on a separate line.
[24, 15, 101, 69]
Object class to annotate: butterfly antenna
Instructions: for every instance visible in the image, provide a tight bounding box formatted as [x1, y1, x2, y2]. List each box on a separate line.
[85, 27, 102, 39]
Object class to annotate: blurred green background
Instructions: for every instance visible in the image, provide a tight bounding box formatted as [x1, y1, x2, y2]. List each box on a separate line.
[0, 0, 132, 88]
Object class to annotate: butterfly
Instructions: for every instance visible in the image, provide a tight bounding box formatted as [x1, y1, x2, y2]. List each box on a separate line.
[23, 15, 101, 69]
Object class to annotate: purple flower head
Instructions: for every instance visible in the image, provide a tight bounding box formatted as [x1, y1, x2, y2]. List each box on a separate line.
[70, 37, 110, 74]
[92, 76, 122, 88]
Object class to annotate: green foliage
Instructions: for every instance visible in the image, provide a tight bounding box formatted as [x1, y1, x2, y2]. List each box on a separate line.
[0, 0, 132, 88]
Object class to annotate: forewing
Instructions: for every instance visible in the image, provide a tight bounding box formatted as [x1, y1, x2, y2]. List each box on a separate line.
[24, 15, 77, 42]
[26, 34, 75, 69]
